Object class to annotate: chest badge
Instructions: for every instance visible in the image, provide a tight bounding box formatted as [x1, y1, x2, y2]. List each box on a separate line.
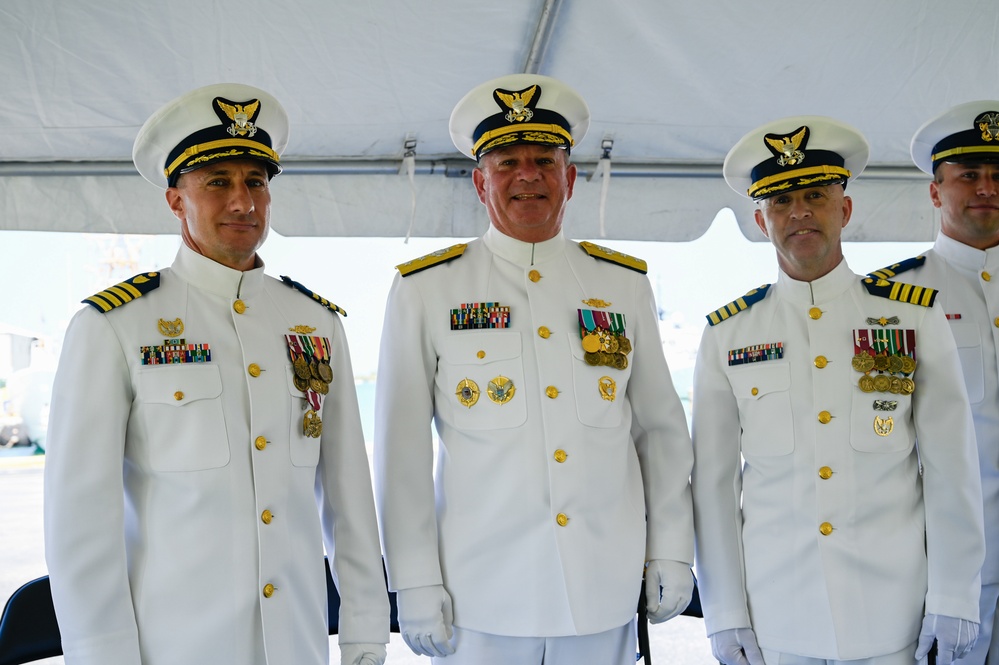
[157, 318, 184, 337]
[456, 378, 480, 408]
[487, 376, 516, 404]
[598, 376, 617, 402]
[874, 415, 895, 437]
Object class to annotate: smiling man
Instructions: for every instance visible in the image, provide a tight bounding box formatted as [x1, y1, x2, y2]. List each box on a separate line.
[44, 83, 389, 665]
[692, 116, 985, 665]
[373, 74, 695, 664]
[868, 101, 999, 665]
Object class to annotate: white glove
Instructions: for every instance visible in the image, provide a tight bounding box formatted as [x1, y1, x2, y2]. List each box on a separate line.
[644, 559, 694, 623]
[710, 627, 766, 665]
[339, 643, 387, 665]
[915, 614, 979, 665]
[396, 584, 456, 657]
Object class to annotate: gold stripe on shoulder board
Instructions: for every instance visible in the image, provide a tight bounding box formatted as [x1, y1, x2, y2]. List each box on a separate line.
[397, 243, 468, 277]
[578, 242, 647, 274]
[861, 277, 937, 307]
[706, 284, 772, 326]
[83, 272, 161, 312]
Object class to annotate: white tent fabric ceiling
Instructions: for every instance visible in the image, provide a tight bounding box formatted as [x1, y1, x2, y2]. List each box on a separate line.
[1, 0, 996, 242]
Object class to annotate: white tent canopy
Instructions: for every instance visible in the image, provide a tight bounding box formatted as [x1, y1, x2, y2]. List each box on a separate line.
[2, 0, 996, 241]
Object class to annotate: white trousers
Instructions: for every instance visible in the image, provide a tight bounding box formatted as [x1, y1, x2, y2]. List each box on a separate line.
[431, 618, 636, 665]
[761, 642, 921, 665]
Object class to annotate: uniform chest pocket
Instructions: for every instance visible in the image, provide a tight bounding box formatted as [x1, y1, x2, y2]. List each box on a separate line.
[950, 321, 985, 404]
[136, 365, 230, 472]
[286, 367, 321, 468]
[727, 363, 794, 456]
[568, 336, 627, 428]
[439, 332, 527, 431]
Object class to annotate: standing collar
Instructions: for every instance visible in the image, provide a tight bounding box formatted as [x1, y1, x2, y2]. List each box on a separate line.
[934, 231, 999, 272]
[776, 258, 855, 304]
[171, 243, 266, 298]
[483, 225, 567, 266]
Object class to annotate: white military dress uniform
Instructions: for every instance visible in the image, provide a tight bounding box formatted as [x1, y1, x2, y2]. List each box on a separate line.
[693, 115, 985, 664]
[43, 83, 389, 665]
[870, 240, 999, 664]
[865, 99, 999, 664]
[375, 225, 694, 637]
[44, 245, 388, 664]
[692, 260, 984, 659]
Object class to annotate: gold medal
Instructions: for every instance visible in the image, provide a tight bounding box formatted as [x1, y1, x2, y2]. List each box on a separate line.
[584, 352, 601, 366]
[888, 377, 903, 394]
[900, 357, 916, 375]
[311, 378, 329, 395]
[874, 415, 894, 437]
[303, 409, 323, 438]
[582, 333, 601, 354]
[598, 376, 616, 402]
[900, 377, 915, 395]
[873, 355, 890, 372]
[852, 353, 874, 373]
[617, 336, 632, 355]
[888, 355, 904, 374]
[487, 376, 516, 404]
[858, 375, 876, 393]
[309, 358, 321, 380]
[293, 374, 310, 392]
[873, 375, 892, 392]
[317, 360, 333, 383]
[294, 355, 311, 380]
[616, 353, 629, 370]
[455, 378, 480, 408]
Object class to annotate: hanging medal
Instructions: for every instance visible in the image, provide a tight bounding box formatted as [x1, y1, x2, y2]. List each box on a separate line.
[285, 333, 333, 438]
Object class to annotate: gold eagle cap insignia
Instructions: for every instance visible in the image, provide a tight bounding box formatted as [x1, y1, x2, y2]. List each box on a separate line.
[215, 98, 260, 137]
[765, 125, 808, 167]
[495, 85, 538, 123]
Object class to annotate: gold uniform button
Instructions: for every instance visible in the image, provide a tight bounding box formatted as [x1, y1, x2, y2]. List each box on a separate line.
[233, 299, 246, 314]
[262, 583, 275, 598]
[751, 387, 759, 396]
[477, 350, 486, 359]
[808, 307, 822, 320]
[261, 510, 273, 524]
[556, 513, 569, 527]
[254, 436, 267, 451]
[528, 269, 541, 283]
[818, 466, 833, 479]
[818, 411, 832, 424]
[819, 522, 834, 536]
[248, 363, 261, 377]
[538, 326, 551, 339]
[995, 317, 999, 328]
[554, 449, 568, 463]
[814, 356, 828, 369]
[983, 271, 992, 282]
[546, 386, 559, 399]
[174, 391, 184, 401]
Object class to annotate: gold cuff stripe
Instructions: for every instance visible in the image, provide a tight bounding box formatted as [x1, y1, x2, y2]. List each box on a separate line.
[165, 139, 281, 178]
[931, 145, 999, 162]
[471, 123, 573, 157]
[748, 165, 851, 197]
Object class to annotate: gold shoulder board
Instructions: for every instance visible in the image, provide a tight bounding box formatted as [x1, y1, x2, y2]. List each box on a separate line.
[396, 243, 467, 277]
[578, 241, 647, 274]
[861, 277, 937, 307]
[83, 272, 161, 312]
[280, 276, 348, 317]
[867, 255, 927, 281]
[706, 284, 772, 326]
